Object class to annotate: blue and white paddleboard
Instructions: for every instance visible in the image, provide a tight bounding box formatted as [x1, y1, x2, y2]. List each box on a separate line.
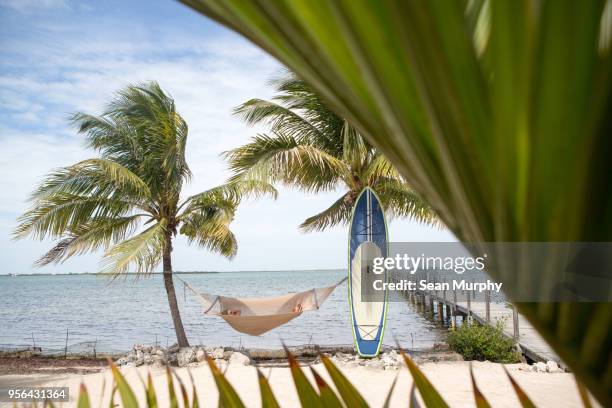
[348, 187, 388, 357]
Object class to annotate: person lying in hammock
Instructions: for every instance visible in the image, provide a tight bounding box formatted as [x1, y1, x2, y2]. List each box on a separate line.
[220, 304, 302, 316]
[221, 309, 241, 316]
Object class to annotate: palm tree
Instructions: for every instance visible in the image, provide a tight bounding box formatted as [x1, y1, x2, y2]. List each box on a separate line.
[14, 82, 274, 347]
[224, 72, 437, 231]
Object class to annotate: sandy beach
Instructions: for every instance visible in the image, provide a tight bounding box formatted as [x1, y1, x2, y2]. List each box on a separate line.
[0, 360, 594, 408]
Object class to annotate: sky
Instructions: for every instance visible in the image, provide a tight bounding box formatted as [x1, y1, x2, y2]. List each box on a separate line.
[0, 0, 455, 274]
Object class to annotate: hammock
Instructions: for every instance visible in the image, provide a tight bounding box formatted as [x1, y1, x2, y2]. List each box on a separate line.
[177, 276, 347, 336]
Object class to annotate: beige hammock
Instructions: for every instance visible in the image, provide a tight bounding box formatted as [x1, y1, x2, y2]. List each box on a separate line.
[177, 276, 347, 336]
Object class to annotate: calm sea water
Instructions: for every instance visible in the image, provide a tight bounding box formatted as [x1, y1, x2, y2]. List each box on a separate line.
[0, 271, 444, 354]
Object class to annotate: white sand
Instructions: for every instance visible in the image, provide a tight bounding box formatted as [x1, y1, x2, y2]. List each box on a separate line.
[1, 361, 597, 407]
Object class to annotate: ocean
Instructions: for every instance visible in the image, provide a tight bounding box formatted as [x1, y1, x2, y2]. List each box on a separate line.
[0, 270, 444, 354]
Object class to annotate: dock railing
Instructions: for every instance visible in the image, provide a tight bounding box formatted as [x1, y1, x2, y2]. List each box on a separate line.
[390, 270, 560, 365]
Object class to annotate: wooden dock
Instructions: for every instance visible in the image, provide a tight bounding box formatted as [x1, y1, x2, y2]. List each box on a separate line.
[396, 272, 562, 366]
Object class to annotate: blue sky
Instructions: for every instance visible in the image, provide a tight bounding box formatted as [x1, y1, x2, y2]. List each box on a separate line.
[0, 0, 454, 274]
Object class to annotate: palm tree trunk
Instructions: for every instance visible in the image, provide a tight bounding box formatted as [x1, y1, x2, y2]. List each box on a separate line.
[163, 233, 190, 347]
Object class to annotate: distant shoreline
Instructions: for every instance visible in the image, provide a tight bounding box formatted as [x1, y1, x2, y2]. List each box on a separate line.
[1, 269, 345, 277]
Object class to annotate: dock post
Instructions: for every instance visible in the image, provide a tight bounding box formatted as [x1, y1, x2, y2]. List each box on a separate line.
[485, 290, 491, 323]
[452, 288, 458, 327]
[441, 277, 447, 322]
[467, 289, 472, 324]
[437, 301, 444, 322]
[433, 274, 438, 301]
[442, 279, 446, 303]
[512, 304, 520, 339]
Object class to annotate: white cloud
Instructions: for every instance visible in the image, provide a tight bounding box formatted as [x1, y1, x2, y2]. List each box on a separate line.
[0, 9, 455, 275]
[0, 0, 68, 13]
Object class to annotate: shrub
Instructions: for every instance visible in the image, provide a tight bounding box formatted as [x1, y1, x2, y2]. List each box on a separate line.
[448, 320, 521, 363]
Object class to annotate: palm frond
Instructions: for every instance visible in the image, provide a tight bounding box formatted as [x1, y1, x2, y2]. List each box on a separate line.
[299, 192, 352, 232]
[35, 215, 144, 266]
[30, 158, 150, 201]
[363, 154, 402, 184]
[180, 213, 238, 259]
[14, 158, 151, 241]
[375, 178, 440, 226]
[74, 82, 191, 198]
[341, 121, 369, 173]
[14, 193, 137, 240]
[270, 73, 345, 147]
[178, 184, 240, 258]
[179, 196, 236, 225]
[101, 220, 167, 276]
[233, 98, 324, 142]
[223, 132, 348, 192]
[71, 113, 140, 163]
[228, 179, 278, 200]
[179, 180, 277, 219]
[241, 71, 346, 156]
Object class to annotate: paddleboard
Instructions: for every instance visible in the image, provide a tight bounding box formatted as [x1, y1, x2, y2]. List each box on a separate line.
[348, 187, 388, 357]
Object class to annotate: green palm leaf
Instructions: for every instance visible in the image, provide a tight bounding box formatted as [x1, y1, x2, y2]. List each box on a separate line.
[234, 98, 324, 142]
[180, 1, 612, 403]
[146, 372, 158, 408]
[101, 221, 167, 276]
[165, 366, 179, 408]
[205, 356, 246, 407]
[299, 192, 352, 232]
[257, 368, 281, 408]
[319, 354, 368, 408]
[285, 349, 322, 407]
[31, 158, 150, 200]
[310, 367, 343, 407]
[180, 213, 238, 258]
[362, 154, 401, 183]
[375, 178, 439, 225]
[503, 366, 536, 408]
[223, 132, 348, 192]
[400, 350, 449, 408]
[14, 194, 134, 240]
[35, 216, 143, 266]
[470, 364, 492, 408]
[179, 180, 277, 218]
[110, 361, 139, 408]
[77, 383, 91, 408]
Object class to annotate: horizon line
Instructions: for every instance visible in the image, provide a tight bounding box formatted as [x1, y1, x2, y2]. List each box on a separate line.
[1, 268, 346, 276]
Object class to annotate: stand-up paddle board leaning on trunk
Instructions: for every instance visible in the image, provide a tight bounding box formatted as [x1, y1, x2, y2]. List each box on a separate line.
[348, 187, 388, 357]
